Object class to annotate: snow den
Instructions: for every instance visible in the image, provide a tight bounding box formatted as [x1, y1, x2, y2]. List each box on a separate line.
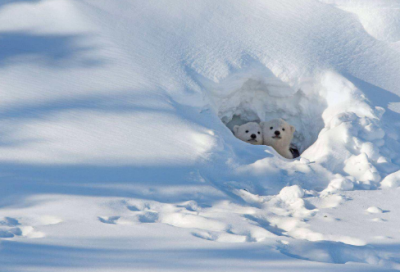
[209, 70, 327, 154]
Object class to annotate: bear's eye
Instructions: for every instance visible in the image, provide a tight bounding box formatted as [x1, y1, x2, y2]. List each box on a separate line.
[245, 130, 249, 133]
[258, 132, 260, 134]
[270, 127, 273, 130]
[282, 128, 285, 131]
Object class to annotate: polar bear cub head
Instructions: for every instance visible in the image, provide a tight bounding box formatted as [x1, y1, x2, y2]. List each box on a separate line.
[233, 122, 263, 145]
[261, 119, 295, 159]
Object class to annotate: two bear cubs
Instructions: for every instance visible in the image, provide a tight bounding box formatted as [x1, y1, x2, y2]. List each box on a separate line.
[233, 119, 298, 159]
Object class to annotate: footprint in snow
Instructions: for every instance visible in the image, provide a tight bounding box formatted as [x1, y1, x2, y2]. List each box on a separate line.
[0, 217, 20, 238]
[137, 212, 159, 223]
[372, 218, 387, 222]
[98, 216, 121, 224]
[192, 230, 247, 243]
[126, 202, 152, 212]
[0, 217, 44, 239]
[0, 217, 19, 227]
[98, 212, 159, 225]
[127, 205, 140, 212]
[176, 201, 200, 212]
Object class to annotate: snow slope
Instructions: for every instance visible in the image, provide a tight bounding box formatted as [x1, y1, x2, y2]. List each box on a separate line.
[1, 0, 400, 271]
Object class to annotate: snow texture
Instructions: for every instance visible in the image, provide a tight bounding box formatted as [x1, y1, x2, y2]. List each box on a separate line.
[1, 0, 400, 271]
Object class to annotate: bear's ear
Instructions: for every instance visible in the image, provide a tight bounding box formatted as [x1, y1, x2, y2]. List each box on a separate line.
[290, 125, 295, 133]
[259, 122, 265, 129]
[233, 125, 239, 135]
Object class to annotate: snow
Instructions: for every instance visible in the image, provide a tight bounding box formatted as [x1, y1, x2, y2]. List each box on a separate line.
[278, 185, 305, 203]
[1, 0, 400, 271]
[381, 170, 400, 188]
[366, 206, 384, 214]
[319, 0, 400, 43]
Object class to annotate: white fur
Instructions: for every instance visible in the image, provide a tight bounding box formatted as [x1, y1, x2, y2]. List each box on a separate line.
[261, 119, 295, 159]
[233, 122, 263, 145]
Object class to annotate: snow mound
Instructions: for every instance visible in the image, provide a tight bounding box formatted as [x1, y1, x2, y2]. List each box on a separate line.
[381, 170, 400, 188]
[278, 185, 304, 203]
[320, 0, 400, 43]
[366, 206, 383, 214]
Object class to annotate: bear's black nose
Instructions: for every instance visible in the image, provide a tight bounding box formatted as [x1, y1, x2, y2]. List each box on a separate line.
[251, 134, 256, 139]
[275, 131, 280, 136]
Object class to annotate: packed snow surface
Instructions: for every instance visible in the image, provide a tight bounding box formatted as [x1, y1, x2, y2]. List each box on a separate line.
[1, 0, 400, 271]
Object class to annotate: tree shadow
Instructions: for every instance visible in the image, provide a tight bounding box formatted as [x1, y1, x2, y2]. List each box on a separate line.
[0, 240, 286, 270]
[0, 92, 174, 119]
[0, 32, 104, 68]
[0, 0, 41, 9]
[0, 163, 228, 209]
[0, 239, 396, 271]
[0, 88, 273, 207]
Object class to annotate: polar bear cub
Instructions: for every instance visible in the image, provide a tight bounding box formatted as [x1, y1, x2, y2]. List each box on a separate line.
[261, 119, 295, 159]
[233, 122, 263, 145]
